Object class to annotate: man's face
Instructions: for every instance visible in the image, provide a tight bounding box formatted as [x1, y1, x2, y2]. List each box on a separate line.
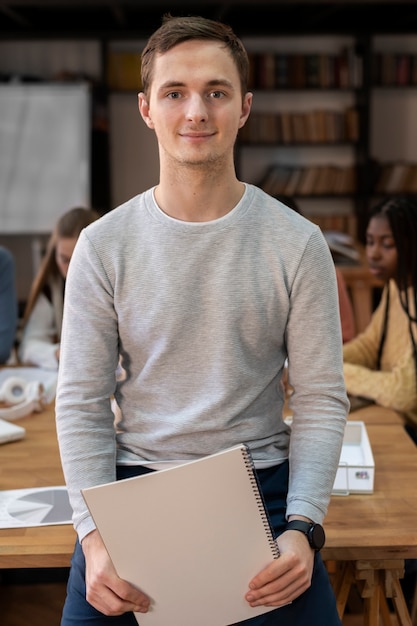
[138, 39, 252, 170]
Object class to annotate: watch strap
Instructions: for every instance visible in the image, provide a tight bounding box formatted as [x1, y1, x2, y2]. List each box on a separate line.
[286, 520, 325, 550]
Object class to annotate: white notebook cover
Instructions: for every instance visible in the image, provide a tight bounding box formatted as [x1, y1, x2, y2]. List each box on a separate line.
[82, 444, 280, 626]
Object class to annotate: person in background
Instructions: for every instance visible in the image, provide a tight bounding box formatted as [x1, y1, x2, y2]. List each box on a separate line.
[344, 194, 417, 612]
[18, 207, 100, 370]
[343, 196, 417, 435]
[56, 15, 348, 626]
[0, 246, 18, 364]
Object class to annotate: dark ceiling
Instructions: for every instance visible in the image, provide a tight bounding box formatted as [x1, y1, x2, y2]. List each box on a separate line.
[1, 0, 417, 39]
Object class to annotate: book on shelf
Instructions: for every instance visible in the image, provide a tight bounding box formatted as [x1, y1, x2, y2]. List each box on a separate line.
[260, 165, 293, 196]
[259, 164, 357, 198]
[283, 168, 303, 196]
[345, 107, 359, 142]
[303, 207, 357, 240]
[247, 46, 362, 90]
[240, 107, 359, 145]
[375, 162, 417, 194]
[405, 164, 417, 192]
[82, 444, 280, 626]
[312, 165, 333, 196]
[288, 53, 306, 88]
[396, 53, 412, 86]
[297, 165, 321, 196]
[280, 111, 293, 143]
[319, 53, 333, 88]
[373, 52, 417, 86]
[291, 112, 307, 143]
[384, 162, 410, 193]
[375, 163, 392, 193]
[305, 53, 321, 88]
[274, 53, 290, 88]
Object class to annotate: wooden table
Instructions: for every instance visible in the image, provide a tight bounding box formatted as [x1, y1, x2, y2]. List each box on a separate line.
[0, 404, 76, 569]
[348, 403, 405, 426]
[323, 417, 417, 626]
[1, 402, 417, 626]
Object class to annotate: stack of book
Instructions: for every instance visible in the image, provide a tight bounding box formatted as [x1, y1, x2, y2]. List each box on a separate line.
[239, 107, 359, 144]
[248, 47, 363, 90]
[259, 164, 357, 197]
[373, 52, 417, 86]
[374, 161, 417, 194]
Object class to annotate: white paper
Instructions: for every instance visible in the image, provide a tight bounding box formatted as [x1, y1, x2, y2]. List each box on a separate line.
[0, 486, 72, 528]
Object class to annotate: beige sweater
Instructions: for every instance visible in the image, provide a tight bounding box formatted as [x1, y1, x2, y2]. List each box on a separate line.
[343, 279, 417, 426]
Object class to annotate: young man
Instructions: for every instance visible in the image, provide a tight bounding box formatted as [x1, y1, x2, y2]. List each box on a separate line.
[56, 14, 349, 626]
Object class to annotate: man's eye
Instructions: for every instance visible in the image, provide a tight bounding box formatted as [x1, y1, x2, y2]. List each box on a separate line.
[167, 92, 181, 99]
[210, 91, 224, 99]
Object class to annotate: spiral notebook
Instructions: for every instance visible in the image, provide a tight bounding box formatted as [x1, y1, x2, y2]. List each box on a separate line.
[82, 444, 280, 626]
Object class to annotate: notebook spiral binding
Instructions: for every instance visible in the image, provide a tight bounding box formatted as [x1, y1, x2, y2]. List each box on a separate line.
[241, 444, 280, 559]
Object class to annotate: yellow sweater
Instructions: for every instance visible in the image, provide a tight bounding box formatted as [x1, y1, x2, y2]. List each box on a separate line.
[343, 279, 417, 426]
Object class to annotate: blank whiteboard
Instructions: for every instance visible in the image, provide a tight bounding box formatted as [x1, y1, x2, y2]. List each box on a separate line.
[0, 83, 90, 234]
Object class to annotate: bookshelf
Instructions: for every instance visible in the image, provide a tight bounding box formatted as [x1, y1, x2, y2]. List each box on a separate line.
[237, 35, 370, 240]
[370, 35, 417, 199]
[1, 30, 417, 246]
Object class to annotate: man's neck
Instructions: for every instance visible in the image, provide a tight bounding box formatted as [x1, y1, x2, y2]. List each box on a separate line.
[155, 166, 245, 223]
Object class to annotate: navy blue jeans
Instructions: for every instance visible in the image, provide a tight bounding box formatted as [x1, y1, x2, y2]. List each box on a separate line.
[61, 461, 341, 626]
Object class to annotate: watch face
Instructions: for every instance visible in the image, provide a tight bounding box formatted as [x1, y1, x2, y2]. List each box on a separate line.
[311, 523, 325, 550]
[286, 520, 326, 550]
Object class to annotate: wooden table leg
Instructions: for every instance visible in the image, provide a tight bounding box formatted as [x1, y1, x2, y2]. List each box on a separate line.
[357, 566, 381, 626]
[379, 585, 394, 626]
[356, 560, 411, 626]
[328, 560, 356, 619]
[389, 574, 412, 626]
[327, 560, 412, 626]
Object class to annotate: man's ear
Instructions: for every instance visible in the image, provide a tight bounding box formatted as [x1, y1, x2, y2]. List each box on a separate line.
[138, 92, 154, 129]
[238, 92, 253, 130]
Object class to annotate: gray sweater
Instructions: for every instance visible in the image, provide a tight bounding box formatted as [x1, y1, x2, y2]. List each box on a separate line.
[56, 184, 348, 541]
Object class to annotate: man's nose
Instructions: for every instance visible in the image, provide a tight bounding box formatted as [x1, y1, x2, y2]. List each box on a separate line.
[185, 94, 208, 122]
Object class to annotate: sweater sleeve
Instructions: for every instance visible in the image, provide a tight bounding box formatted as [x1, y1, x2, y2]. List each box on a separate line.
[343, 283, 417, 412]
[285, 229, 349, 523]
[344, 355, 417, 412]
[343, 285, 387, 370]
[56, 231, 120, 540]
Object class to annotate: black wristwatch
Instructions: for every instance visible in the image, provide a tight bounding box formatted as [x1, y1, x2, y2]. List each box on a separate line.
[286, 520, 326, 551]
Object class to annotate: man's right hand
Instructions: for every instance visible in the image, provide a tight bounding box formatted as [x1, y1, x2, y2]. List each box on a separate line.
[81, 529, 151, 616]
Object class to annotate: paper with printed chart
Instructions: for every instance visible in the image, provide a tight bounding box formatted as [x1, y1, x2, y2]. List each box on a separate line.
[0, 486, 72, 528]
